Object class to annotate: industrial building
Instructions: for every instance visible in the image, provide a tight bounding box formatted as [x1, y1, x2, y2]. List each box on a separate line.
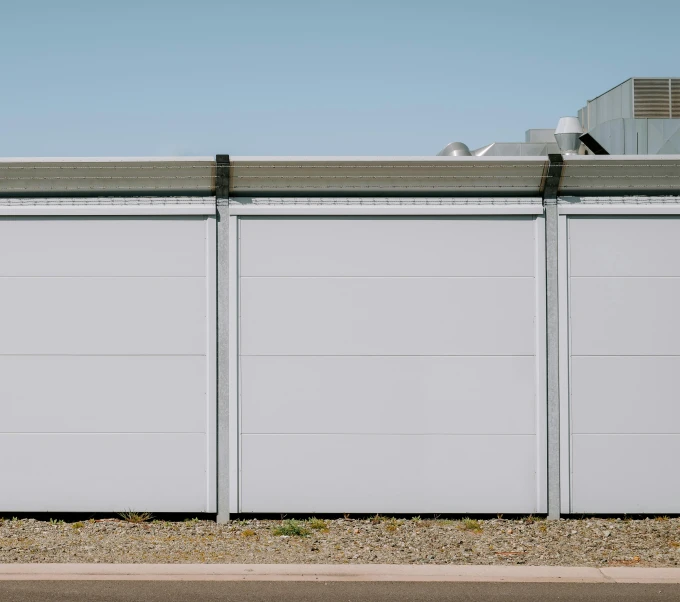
[439, 77, 680, 157]
[2, 78, 680, 520]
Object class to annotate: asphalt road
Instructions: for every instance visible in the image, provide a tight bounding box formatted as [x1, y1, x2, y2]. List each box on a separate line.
[0, 581, 679, 601]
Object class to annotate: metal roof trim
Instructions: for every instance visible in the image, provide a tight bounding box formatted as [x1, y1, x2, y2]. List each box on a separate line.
[0, 196, 216, 216]
[230, 156, 548, 163]
[229, 157, 549, 197]
[229, 197, 543, 215]
[230, 196, 542, 205]
[0, 159, 216, 198]
[559, 156, 680, 196]
[0, 157, 215, 163]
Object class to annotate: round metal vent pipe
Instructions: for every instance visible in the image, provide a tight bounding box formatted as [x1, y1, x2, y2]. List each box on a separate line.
[437, 142, 472, 157]
[554, 117, 583, 155]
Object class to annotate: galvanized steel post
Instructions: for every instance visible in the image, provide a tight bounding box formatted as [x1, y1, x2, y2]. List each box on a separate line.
[544, 153, 564, 519]
[216, 154, 231, 523]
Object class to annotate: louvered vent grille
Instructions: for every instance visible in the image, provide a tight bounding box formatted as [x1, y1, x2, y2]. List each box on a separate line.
[634, 79, 671, 118]
[672, 79, 680, 118]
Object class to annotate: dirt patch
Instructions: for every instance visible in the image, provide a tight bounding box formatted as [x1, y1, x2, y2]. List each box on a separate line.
[1, 516, 679, 566]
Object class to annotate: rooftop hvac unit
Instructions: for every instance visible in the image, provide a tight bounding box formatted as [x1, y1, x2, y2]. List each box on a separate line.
[633, 78, 680, 119]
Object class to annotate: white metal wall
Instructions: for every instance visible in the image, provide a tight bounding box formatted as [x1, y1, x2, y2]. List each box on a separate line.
[234, 214, 546, 514]
[561, 212, 680, 513]
[0, 216, 216, 512]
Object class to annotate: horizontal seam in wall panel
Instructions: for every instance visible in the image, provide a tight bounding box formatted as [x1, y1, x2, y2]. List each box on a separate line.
[229, 209, 544, 216]
[241, 433, 536, 437]
[240, 354, 536, 357]
[240, 274, 534, 280]
[0, 276, 206, 279]
[571, 354, 680, 357]
[240, 276, 536, 279]
[569, 276, 680, 279]
[0, 432, 208, 435]
[572, 433, 680, 436]
[0, 353, 207, 357]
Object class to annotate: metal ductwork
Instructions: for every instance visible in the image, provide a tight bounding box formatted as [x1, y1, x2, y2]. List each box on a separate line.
[437, 142, 472, 157]
[554, 117, 583, 155]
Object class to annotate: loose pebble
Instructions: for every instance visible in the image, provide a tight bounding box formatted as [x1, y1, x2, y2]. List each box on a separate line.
[0, 517, 678, 566]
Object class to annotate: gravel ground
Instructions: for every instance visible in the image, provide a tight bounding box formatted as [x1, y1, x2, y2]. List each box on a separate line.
[1, 516, 680, 567]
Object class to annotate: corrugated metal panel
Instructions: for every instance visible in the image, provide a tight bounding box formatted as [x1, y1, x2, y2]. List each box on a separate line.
[5, 156, 680, 200]
[633, 78, 671, 118]
[229, 157, 548, 196]
[559, 156, 680, 195]
[672, 79, 680, 118]
[0, 158, 215, 197]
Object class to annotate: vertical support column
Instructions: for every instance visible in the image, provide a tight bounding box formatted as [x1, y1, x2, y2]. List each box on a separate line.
[216, 155, 230, 523]
[544, 153, 564, 519]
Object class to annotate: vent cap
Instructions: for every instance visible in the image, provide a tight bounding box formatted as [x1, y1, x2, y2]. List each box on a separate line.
[554, 117, 583, 155]
[437, 142, 472, 157]
[633, 78, 680, 118]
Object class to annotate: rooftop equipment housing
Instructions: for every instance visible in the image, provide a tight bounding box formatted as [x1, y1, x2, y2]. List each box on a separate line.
[578, 78, 680, 154]
[554, 117, 583, 155]
[438, 77, 680, 157]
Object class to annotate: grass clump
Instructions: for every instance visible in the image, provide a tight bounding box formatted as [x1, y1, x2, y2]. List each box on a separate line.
[524, 515, 545, 524]
[459, 517, 482, 533]
[272, 519, 310, 537]
[307, 517, 328, 531]
[118, 511, 153, 523]
[71, 522, 84, 530]
[384, 518, 403, 532]
[241, 529, 257, 537]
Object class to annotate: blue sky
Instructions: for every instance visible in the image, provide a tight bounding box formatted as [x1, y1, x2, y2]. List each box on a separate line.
[1, 0, 678, 157]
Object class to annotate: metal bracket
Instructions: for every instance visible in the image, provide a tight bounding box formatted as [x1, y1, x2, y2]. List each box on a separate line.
[543, 153, 564, 204]
[216, 154, 230, 200]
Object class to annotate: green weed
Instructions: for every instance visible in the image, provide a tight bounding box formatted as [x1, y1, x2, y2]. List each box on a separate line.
[272, 519, 310, 537]
[459, 517, 482, 533]
[118, 511, 153, 523]
[307, 517, 328, 531]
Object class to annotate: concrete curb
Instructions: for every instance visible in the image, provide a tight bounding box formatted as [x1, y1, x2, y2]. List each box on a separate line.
[1, 564, 680, 583]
